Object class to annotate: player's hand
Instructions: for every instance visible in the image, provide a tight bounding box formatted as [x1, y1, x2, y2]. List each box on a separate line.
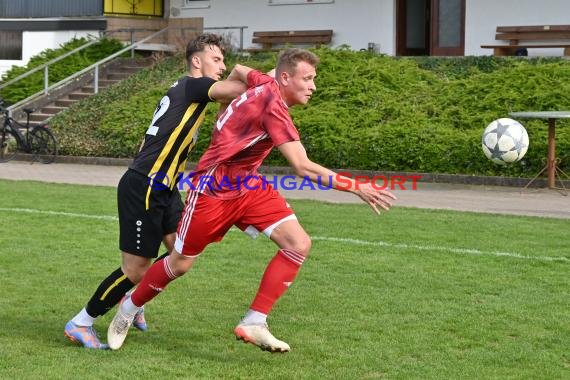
[354, 183, 397, 215]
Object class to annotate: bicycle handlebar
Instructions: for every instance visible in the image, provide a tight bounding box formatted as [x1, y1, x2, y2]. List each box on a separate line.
[0, 99, 7, 114]
[0, 99, 11, 117]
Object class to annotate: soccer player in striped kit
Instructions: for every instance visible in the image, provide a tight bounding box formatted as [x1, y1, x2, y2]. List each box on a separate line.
[64, 34, 251, 349]
[108, 48, 396, 352]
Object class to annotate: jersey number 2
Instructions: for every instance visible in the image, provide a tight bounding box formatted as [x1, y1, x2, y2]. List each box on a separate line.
[146, 96, 170, 136]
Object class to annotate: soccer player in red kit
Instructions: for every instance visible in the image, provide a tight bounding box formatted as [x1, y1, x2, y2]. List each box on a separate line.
[108, 48, 397, 352]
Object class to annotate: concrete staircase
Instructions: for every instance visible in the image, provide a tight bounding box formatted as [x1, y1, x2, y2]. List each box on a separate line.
[17, 57, 154, 124]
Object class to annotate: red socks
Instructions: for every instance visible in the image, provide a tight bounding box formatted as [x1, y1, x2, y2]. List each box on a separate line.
[250, 249, 305, 314]
[130, 249, 305, 315]
[131, 256, 178, 307]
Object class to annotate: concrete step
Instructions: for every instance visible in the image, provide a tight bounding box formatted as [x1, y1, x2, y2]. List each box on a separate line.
[99, 79, 120, 86]
[11, 58, 156, 123]
[28, 113, 52, 122]
[81, 80, 118, 92]
[68, 92, 92, 100]
[55, 99, 78, 107]
[81, 86, 98, 93]
[136, 43, 176, 52]
[105, 72, 131, 80]
[41, 105, 67, 115]
[116, 66, 145, 73]
[82, 84, 115, 93]
[124, 60, 153, 68]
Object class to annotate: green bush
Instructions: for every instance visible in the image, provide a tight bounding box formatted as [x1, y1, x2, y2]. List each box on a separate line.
[0, 37, 125, 104]
[48, 49, 570, 177]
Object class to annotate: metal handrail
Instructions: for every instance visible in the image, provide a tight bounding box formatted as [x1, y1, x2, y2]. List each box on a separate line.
[105, 25, 248, 52]
[49, 27, 171, 90]
[3, 25, 249, 117]
[204, 26, 248, 51]
[5, 26, 173, 117]
[0, 36, 100, 92]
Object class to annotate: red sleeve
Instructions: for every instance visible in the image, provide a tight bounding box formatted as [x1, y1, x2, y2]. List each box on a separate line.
[247, 70, 274, 87]
[263, 96, 300, 146]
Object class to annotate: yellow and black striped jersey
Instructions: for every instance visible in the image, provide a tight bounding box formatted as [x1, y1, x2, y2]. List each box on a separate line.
[129, 76, 217, 189]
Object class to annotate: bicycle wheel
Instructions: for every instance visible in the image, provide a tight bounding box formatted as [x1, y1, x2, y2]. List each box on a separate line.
[0, 126, 19, 162]
[30, 125, 58, 164]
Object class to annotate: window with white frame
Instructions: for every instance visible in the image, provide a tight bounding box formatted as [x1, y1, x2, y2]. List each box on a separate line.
[269, 0, 334, 5]
[184, 0, 210, 9]
[0, 31, 22, 60]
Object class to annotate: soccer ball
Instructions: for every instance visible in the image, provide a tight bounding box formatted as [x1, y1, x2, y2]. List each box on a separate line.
[481, 118, 529, 165]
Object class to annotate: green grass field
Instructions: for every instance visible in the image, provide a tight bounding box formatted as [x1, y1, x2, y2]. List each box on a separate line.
[0, 179, 569, 379]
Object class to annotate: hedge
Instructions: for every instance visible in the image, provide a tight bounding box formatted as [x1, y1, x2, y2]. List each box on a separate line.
[48, 48, 570, 177]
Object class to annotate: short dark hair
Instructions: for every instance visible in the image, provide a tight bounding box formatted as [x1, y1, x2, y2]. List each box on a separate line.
[276, 48, 320, 76]
[186, 33, 224, 63]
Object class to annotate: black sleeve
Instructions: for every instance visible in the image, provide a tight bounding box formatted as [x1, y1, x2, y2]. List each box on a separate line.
[185, 77, 217, 103]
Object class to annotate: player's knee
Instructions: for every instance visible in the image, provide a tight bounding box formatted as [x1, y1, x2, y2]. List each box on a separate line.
[122, 252, 152, 283]
[294, 234, 312, 257]
[123, 263, 150, 284]
[168, 253, 196, 276]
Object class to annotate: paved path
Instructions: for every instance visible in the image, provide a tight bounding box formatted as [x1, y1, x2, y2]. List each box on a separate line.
[1, 161, 569, 219]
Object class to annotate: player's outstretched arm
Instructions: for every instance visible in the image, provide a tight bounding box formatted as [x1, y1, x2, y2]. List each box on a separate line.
[226, 64, 254, 83]
[209, 64, 254, 103]
[278, 141, 397, 214]
[209, 81, 247, 104]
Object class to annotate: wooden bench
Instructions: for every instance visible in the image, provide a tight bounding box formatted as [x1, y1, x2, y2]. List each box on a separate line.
[251, 30, 333, 51]
[481, 25, 570, 56]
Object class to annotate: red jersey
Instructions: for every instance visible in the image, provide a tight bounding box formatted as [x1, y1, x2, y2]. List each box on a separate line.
[193, 70, 300, 199]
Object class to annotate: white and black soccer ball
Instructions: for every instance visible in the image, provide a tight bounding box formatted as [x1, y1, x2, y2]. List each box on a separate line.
[481, 118, 529, 165]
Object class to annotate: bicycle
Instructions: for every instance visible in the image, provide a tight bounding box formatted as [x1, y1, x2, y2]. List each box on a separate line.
[0, 99, 58, 164]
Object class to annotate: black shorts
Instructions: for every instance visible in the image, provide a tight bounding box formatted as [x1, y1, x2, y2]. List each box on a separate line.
[117, 169, 183, 258]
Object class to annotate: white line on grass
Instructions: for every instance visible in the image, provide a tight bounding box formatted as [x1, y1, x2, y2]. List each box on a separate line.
[0, 207, 118, 221]
[1, 207, 568, 263]
[311, 236, 570, 263]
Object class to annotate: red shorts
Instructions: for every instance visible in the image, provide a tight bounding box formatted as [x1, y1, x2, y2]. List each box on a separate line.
[174, 184, 296, 256]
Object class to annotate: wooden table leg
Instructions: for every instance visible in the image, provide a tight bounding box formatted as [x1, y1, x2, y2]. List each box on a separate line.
[547, 118, 556, 189]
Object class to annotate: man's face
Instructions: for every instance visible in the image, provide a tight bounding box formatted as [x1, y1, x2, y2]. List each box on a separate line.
[280, 61, 317, 107]
[194, 45, 226, 80]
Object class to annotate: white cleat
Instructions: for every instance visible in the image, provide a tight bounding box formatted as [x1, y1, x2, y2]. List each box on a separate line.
[233, 323, 290, 353]
[107, 308, 135, 350]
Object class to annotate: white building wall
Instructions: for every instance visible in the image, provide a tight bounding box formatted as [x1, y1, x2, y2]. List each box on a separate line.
[0, 30, 98, 78]
[170, 0, 395, 54]
[173, 0, 570, 57]
[466, 0, 570, 56]
[3, 0, 564, 79]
